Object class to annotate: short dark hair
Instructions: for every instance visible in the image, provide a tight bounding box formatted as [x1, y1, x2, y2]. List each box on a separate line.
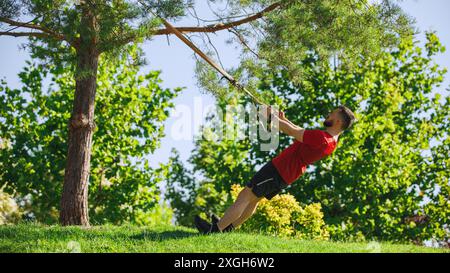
[337, 105, 356, 130]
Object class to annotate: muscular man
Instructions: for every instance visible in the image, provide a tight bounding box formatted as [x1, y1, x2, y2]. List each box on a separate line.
[195, 105, 356, 234]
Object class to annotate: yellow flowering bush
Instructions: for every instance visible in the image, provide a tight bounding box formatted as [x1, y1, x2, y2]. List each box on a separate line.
[294, 203, 330, 240]
[231, 184, 329, 240]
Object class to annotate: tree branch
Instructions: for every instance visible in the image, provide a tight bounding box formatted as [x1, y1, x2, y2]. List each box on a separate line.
[0, 17, 68, 43]
[111, 1, 283, 50]
[152, 2, 282, 35]
[0, 31, 50, 38]
[228, 28, 260, 58]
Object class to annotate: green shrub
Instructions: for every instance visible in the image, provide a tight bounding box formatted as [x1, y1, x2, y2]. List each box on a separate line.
[293, 203, 330, 240]
[195, 183, 231, 221]
[327, 221, 367, 242]
[231, 184, 329, 240]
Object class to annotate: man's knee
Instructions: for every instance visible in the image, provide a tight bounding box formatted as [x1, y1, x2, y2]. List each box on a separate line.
[252, 198, 261, 206]
[236, 187, 257, 206]
[242, 186, 259, 201]
[250, 198, 261, 211]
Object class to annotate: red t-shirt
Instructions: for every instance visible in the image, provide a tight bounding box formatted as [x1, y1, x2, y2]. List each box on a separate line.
[272, 130, 337, 185]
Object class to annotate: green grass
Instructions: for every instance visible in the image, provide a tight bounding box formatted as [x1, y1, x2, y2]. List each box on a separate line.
[0, 224, 447, 253]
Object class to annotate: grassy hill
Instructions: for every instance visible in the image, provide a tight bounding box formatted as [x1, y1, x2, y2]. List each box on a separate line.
[0, 224, 447, 253]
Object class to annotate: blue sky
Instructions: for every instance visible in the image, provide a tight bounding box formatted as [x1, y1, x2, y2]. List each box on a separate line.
[1, 0, 449, 169]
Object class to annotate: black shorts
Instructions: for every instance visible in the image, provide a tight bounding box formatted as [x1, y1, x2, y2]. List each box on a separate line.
[246, 161, 288, 200]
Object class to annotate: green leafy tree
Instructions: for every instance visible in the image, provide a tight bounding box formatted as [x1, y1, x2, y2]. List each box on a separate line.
[277, 34, 448, 244]
[0, 45, 181, 224]
[189, 101, 255, 193]
[164, 148, 234, 227]
[259, 33, 449, 244]
[163, 149, 197, 227]
[169, 33, 449, 245]
[0, 0, 411, 225]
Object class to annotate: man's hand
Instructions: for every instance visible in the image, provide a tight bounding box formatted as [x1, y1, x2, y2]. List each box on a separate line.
[277, 117, 305, 142]
[260, 106, 288, 125]
[271, 109, 306, 142]
[262, 105, 284, 120]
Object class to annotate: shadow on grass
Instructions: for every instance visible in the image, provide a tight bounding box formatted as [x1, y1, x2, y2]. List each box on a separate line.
[130, 230, 199, 241]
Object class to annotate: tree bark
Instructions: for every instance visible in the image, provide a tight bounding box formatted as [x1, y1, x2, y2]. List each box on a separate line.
[59, 45, 98, 226]
[60, 6, 99, 226]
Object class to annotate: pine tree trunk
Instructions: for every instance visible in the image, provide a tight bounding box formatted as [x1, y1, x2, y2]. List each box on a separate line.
[59, 4, 99, 226]
[59, 39, 99, 226]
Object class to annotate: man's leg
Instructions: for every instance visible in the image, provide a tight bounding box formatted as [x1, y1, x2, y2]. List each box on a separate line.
[216, 186, 260, 231]
[231, 198, 260, 228]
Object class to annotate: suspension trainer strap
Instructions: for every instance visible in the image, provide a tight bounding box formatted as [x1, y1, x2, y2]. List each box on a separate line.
[140, 3, 272, 132]
[154, 15, 264, 105]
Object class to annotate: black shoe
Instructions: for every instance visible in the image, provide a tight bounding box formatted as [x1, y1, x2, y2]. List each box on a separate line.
[223, 223, 235, 233]
[211, 213, 220, 225]
[194, 215, 212, 234]
[210, 214, 234, 233]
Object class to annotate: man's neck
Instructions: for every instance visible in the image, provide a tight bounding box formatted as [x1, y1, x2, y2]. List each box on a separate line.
[325, 127, 341, 139]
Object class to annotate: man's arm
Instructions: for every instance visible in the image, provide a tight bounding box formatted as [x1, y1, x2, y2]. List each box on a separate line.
[274, 112, 305, 142]
[279, 110, 300, 129]
[260, 106, 305, 142]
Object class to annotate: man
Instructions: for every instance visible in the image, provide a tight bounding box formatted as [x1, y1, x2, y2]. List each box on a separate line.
[194, 105, 356, 234]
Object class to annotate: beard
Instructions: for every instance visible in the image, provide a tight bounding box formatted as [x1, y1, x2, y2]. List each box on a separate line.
[323, 120, 333, 127]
